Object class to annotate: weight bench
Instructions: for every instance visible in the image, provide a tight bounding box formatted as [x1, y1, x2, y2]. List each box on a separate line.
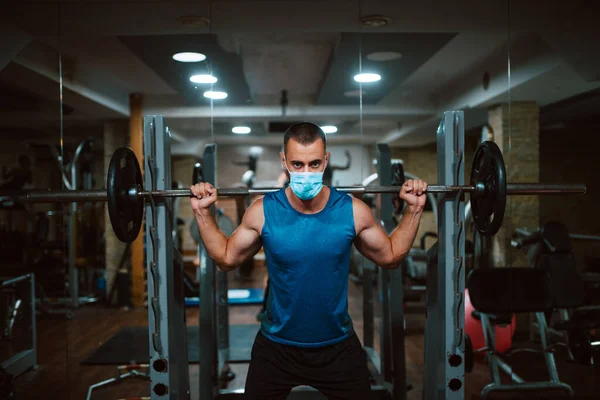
[467, 267, 574, 399]
[515, 221, 600, 364]
[540, 251, 600, 365]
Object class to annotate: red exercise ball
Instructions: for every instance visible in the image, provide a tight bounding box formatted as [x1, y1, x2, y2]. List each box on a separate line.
[464, 288, 516, 354]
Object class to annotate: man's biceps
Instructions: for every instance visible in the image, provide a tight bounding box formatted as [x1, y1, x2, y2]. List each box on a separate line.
[361, 226, 389, 247]
[357, 227, 375, 247]
[231, 226, 253, 242]
[234, 226, 260, 246]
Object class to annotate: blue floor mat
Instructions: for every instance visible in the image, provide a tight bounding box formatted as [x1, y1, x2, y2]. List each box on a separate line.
[185, 288, 264, 306]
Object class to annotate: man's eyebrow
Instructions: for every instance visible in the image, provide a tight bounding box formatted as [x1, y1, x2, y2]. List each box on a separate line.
[289, 159, 321, 164]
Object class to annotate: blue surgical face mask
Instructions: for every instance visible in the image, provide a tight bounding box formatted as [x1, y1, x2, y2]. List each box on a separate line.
[283, 158, 325, 200]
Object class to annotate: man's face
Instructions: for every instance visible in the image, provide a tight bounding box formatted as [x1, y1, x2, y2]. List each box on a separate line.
[281, 138, 329, 173]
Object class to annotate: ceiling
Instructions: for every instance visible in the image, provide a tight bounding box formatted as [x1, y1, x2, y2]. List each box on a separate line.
[1, 0, 600, 155]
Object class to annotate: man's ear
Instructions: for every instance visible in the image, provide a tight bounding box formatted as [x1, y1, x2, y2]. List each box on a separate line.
[324, 151, 331, 169]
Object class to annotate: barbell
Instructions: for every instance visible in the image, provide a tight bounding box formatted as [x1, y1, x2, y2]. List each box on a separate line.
[0, 142, 586, 243]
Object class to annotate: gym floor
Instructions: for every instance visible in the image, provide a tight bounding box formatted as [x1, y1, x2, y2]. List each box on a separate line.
[13, 261, 600, 399]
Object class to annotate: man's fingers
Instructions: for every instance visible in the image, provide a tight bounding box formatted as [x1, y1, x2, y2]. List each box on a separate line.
[190, 182, 211, 199]
[190, 184, 201, 197]
[402, 180, 429, 196]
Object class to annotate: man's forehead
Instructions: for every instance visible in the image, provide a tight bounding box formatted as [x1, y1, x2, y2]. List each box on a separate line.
[285, 151, 325, 161]
[285, 139, 325, 155]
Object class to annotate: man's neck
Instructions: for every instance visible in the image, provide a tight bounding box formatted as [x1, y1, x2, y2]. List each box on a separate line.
[285, 186, 330, 215]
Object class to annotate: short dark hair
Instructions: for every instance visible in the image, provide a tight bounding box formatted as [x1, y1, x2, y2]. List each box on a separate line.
[283, 122, 326, 154]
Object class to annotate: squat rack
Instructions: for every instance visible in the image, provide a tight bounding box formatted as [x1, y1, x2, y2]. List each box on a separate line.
[190, 111, 470, 399]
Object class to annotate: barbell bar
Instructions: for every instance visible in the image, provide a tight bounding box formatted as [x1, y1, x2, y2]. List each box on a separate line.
[0, 141, 587, 243]
[8, 183, 587, 204]
[147, 183, 587, 197]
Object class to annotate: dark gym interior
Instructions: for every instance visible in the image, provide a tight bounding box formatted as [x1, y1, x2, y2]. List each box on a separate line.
[0, 1, 599, 399]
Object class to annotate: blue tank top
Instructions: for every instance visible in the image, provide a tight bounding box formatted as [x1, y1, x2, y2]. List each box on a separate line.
[260, 187, 356, 348]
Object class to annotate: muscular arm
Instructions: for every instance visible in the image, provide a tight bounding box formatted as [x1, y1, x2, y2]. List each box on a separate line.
[353, 198, 423, 269]
[194, 198, 264, 271]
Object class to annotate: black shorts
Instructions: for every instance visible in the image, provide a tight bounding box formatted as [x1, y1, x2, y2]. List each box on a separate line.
[244, 331, 373, 400]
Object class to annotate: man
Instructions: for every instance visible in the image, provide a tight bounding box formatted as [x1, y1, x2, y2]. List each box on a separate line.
[190, 122, 427, 400]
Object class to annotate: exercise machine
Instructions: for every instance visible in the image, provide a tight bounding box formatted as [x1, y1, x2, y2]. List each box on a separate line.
[467, 267, 575, 398]
[32, 138, 101, 311]
[512, 221, 600, 365]
[0, 274, 36, 380]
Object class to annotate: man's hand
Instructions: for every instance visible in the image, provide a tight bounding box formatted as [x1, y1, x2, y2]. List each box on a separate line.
[190, 182, 218, 216]
[399, 179, 428, 213]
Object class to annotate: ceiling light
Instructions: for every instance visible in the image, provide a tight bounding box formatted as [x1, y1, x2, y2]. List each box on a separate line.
[366, 51, 402, 62]
[190, 74, 217, 84]
[359, 15, 391, 28]
[232, 126, 251, 134]
[173, 52, 206, 62]
[354, 73, 381, 83]
[321, 125, 338, 134]
[203, 91, 228, 100]
[195, 162, 201, 168]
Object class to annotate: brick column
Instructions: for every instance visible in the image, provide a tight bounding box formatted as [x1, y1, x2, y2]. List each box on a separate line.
[487, 101, 540, 268]
[104, 121, 128, 304]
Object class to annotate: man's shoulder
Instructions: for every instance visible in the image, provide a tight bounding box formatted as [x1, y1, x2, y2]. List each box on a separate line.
[243, 197, 265, 230]
[350, 196, 372, 216]
[247, 197, 265, 214]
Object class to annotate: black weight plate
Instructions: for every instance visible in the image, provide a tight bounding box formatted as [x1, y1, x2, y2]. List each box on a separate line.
[470, 141, 506, 237]
[465, 334, 474, 373]
[391, 162, 405, 186]
[107, 147, 144, 243]
[391, 162, 405, 213]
